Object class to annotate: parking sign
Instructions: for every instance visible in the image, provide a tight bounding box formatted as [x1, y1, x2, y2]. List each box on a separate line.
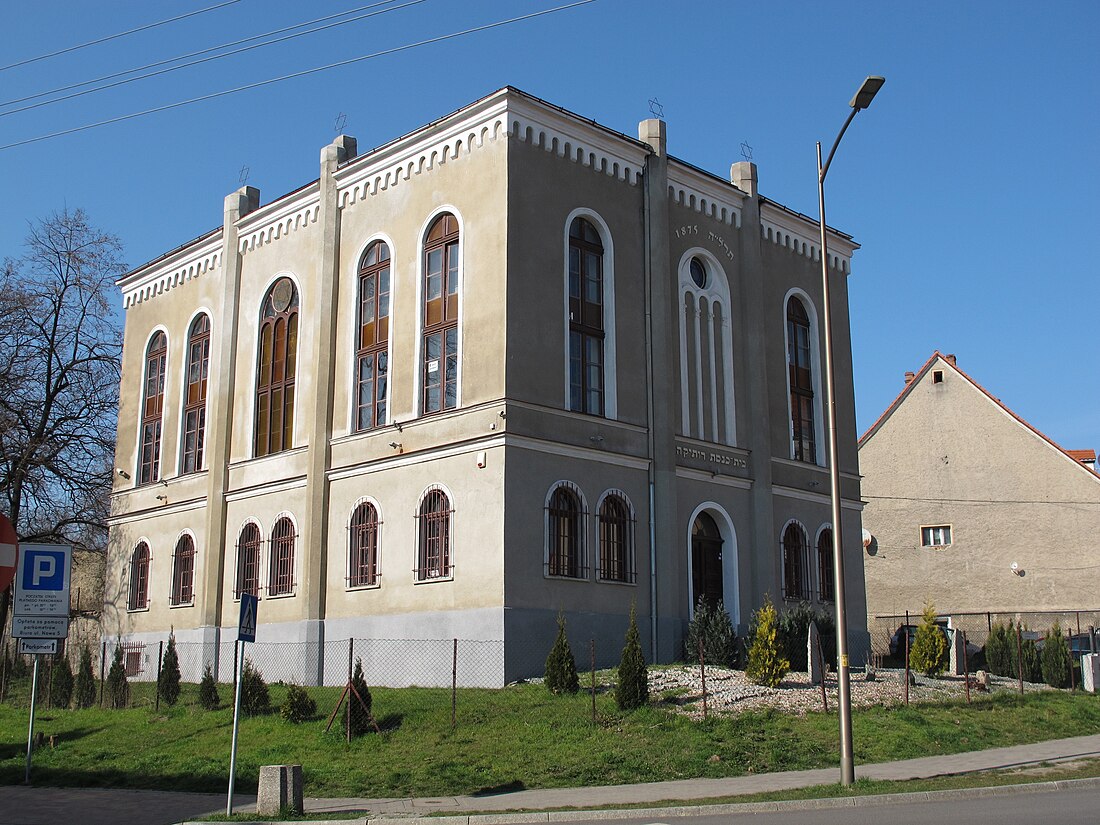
[14, 544, 71, 619]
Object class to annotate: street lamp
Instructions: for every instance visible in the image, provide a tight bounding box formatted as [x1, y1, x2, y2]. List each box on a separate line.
[817, 74, 884, 787]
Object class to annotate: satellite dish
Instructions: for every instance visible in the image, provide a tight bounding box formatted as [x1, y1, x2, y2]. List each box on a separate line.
[862, 528, 872, 548]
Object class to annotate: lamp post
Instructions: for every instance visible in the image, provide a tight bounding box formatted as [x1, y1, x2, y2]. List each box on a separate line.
[817, 74, 884, 787]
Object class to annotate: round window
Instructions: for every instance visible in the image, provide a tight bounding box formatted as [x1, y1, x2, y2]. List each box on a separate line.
[689, 257, 707, 289]
[271, 278, 294, 313]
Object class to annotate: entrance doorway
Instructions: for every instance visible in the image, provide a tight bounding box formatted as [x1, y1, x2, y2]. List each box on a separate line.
[691, 512, 724, 608]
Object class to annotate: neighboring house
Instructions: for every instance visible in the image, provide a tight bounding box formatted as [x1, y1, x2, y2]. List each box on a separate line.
[860, 352, 1100, 624]
[104, 87, 867, 685]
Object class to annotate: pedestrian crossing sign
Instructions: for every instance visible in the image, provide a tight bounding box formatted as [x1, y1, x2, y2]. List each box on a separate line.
[238, 593, 257, 643]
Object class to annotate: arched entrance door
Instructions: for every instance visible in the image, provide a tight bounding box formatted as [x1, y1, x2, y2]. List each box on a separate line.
[691, 512, 724, 608]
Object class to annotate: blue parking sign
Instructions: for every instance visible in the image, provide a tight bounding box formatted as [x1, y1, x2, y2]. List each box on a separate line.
[14, 544, 71, 618]
[22, 549, 65, 591]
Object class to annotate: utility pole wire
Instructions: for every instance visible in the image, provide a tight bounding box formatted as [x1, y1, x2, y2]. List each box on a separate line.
[0, 0, 422, 114]
[0, 0, 244, 73]
[0, 0, 598, 152]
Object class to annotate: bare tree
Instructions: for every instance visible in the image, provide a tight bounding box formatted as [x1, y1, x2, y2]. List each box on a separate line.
[0, 208, 125, 637]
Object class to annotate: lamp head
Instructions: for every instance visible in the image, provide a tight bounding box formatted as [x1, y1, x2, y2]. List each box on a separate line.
[849, 76, 885, 110]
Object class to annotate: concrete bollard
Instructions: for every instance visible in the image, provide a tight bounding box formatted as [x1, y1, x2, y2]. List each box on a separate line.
[1082, 654, 1100, 694]
[256, 764, 304, 816]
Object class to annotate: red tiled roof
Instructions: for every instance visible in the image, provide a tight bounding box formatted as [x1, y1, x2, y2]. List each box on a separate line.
[1067, 449, 1096, 463]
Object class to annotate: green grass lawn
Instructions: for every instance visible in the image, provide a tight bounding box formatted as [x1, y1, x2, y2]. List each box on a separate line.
[1, 678, 1098, 798]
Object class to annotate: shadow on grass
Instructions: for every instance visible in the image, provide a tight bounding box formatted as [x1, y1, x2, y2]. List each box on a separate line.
[472, 779, 526, 797]
[376, 713, 403, 733]
[0, 764, 240, 793]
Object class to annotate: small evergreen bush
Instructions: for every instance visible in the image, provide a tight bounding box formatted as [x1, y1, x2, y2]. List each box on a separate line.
[909, 603, 948, 677]
[615, 604, 648, 710]
[105, 644, 129, 709]
[777, 601, 836, 671]
[684, 598, 740, 669]
[345, 657, 374, 736]
[280, 684, 317, 723]
[1041, 622, 1071, 688]
[544, 612, 580, 694]
[50, 655, 74, 708]
[1018, 632, 1042, 683]
[158, 634, 182, 707]
[198, 664, 220, 710]
[984, 623, 1013, 677]
[746, 594, 789, 687]
[73, 645, 97, 709]
[240, 659, 270, 715]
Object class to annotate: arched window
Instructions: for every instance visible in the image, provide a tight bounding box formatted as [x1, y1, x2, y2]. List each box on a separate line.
[422, 214, 459, 414]
[786, 296, 816, 463]
[691, 512, 724, 608]
[235, 522, 261, 598]
[128, 542, 150, 610]
[139, 332, 167, 484]
[417, 488, 452, 580]
[255, 278, 299, 457]
[547, 484, 584, 578]
[170, 534, 195, 605]
[598, 493, 634, 583]
[817, 528, 835, 603]
[349, 502, 380, 587]
[268, 516, 296, 596]
[782, 522, 810, 602]
[568, 217, 604, 416]
[679, 254, 735, 445]
[355, 242, 390, 431]
[181, 314, 210, 473]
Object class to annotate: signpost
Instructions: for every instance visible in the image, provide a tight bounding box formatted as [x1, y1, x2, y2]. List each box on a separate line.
[227, 593, 258, 816]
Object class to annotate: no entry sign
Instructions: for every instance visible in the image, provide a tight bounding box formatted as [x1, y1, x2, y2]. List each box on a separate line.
[0, 514, 17, 593]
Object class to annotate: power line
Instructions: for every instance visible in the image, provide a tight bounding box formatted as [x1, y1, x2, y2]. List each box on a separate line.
[0, 0, 245, 73]
[0, 0, 599, 152]
[0, 0, 423, 115]
[864, 494, 1099, 507]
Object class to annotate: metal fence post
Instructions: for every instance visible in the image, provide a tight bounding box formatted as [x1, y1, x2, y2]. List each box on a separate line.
[155, 640, 164, 711]
[1016, 624, 1024, 695]
[451, 639, 458, 730]
[99, 641, 106, 707]
[962, 630, 970, 704]
[590, 639, 596, 727]
[698, 638, 708, 721]
[904, 610, 910, 706]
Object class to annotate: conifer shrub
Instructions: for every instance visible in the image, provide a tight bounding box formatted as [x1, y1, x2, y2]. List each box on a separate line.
[544, 612, 580, 694]
[984, 623, 1014, 677]
[344, 657, 374, 736]
[280, 684, 317, 723]
[50, 655, 74, 708]
[616, 604, 648, 710]
[684, 598, 740, 668]
[240, 659, 270, 715]
[1018, 632, 1042, 683]
[73, 645, 97, 709]
[777, 601, 836, 671]
[158, 634, 182, 707]
[1041, 622, 1072, 688]
[746, 595, 789, 687]
[105, 644, 130, 709]
[909, 603, 948, 677]
[198, 664, 220, 710]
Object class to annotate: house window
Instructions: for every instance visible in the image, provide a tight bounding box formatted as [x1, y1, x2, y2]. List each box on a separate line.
[128, 541, 150, 610]
[568, 217, 605, 416]
[268, 516, 296, 596]
[921, 525, 952, 547]
[139, 332, 167, 484]
[786, 296, 816, 463]
[170, 534, 195, 606]
[123, 643, 145, 676]
[782, 522, 810, 601]
[422, 214, 459, 414]
[598, 493, 635, 583]
[547, 484, 585, 578]
[932, 370, 944, 384]
[349, 502, 380, 587]
[255, 278, 298, 457]
[817, 528, 835, 603]
[356, 242, 390, 431]
[416, 487, 452, 580]
[181, 314, 210, 473]
[235, 522, 261, 598]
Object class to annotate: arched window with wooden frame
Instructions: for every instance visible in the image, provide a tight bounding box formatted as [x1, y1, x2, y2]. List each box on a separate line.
[355, 241, 390, 431]
[170, 534, 195, 606]
[782, 521, 810, 602]
[817, 527, 835, 603]
[348, 501, 380, 588]
[546, 483, 585, 579]
[421, 214, 459, 415]
[181, 314, 210, 473]
[255, 278, 299, 457]
[786, 296, 817, 463]
[597, 492, 635, 583]
[416, 487, 452, 581]
[268, 516, 296, 596]
[568, 217, 605, 416]
[128, 541, 150, 610]
[139, 331, 168, 484]
[235, 522, 261, 599]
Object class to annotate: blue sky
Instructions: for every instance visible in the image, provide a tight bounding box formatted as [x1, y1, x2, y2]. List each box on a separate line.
[2, 0, 1097, 449]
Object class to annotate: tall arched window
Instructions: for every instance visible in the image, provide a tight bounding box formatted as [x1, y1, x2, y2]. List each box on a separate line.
[786, 296, 816, 463]
[817, 528, 835, 603]
[139, 332, 167, 484]
[598, 493, 634, 582]
[547, 484, 584, 578]
[128, 541, 150, 610]
[170, 534, 195, 606]
[422, 214, 459, 414]
[356, 242, 390, 431]
[782, 522, 810, 602]
[349, 502, 380, 587]
[268, 516, 296, 596]
[417, 487, 452, 580]
[181, 314, 210, 473]
[255, 278, 299, 457]
[235, 522, 261, 598]
[568, 217, 604, 416]
[679, 254, 735, 445]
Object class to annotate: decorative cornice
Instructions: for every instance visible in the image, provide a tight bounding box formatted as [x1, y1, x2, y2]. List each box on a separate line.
[120, 235, 221, 309]
[667, 160, 744, 228]
[237, 199, 321, 254]
[760, 202, 857, 274]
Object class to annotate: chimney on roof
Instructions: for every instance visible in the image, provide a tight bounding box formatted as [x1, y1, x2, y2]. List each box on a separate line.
[944, 354, 957, 366]
[904, 371, 915, 385]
